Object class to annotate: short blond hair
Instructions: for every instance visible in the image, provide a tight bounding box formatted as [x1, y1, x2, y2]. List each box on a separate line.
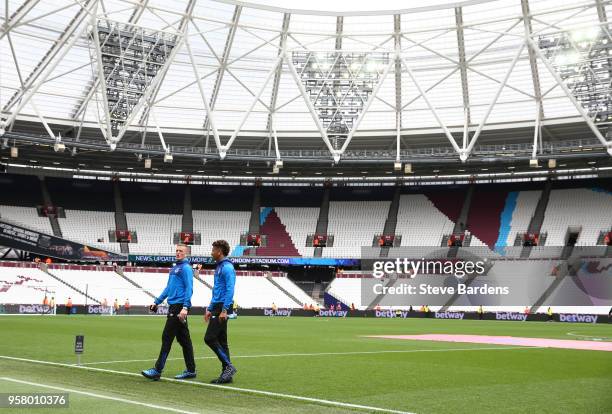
[176, 243, 191, 255]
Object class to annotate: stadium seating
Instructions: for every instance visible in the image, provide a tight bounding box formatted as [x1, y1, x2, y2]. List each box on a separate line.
[541, 188, 612, 246]
[395, 194, 455, 247]
[501, 191, 541, 246]
[126, 213, 182, 255]
[0, 264, 89, 304]
[123, 267, 212, 306]
[466, 187, 509, 247]
[323, 201, 390, 258]
[255, 209, 300, 256]
[326, 267, 609, 314]
[60, 209, 119, 252]
[200, 274, 298, 308]
[274, 207, 319, 257]
[270, 275, 316, 306]
[326, 275, 366, 309]
[191, 210, 251, 256]
[48, 267, 152, 305]
[0, 270, 58, 304]
[1, 172, 612, 262]
[0, 262, 311, 308]
[125, 268, 309, 308]
[0, 205, 53, 235]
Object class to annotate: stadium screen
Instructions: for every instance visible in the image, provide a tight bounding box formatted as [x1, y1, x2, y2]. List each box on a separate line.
[180, 232, 194, 245]
[247, 233, 262, 246]
[313, 234, 327, 247]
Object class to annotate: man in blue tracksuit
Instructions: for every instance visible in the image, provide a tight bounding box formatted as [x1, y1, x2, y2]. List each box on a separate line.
[142, 244, 196, 380]
[204, 240, 237, 384]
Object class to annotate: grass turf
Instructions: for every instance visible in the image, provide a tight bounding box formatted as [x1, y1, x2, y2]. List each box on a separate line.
[0, 315, 610, 413]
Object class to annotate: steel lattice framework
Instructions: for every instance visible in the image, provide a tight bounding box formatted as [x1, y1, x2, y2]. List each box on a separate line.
[292, 51, 390, 150]
[89, 19, 179, 143]
[0, 0, 611, 172]
[538, 25, 612, 122]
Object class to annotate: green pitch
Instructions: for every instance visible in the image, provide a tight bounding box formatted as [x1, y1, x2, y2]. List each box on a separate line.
[0, 315, 610, 413]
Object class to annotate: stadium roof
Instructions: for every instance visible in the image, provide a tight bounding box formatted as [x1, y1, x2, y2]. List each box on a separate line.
[0, 0, 611, 179]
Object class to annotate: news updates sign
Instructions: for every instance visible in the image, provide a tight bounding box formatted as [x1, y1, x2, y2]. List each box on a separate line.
[0, 219, 126, 262]
[128, 254, 359, 267]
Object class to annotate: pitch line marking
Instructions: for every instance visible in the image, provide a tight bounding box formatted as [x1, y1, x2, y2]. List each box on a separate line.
[566, 332, 611, 341]
[0, 377, 200, 414]
[75, 345, 541, 366]
[0, 355, 414, 414]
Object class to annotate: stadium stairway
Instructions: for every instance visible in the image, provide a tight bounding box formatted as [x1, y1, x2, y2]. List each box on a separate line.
[293, 281, 315, 299]
[439, 272, 481, 312]
[311, 282, 322, 302]
[112, 181, 129, 254]
[114, 266, 156, 299]
[39, 176, 63, 238]
[453, 184, 474, 235]
[182, 185, 193, 233]
[255, 210, 300, 256]
[248, 186, 261, 235]
[527, 259, 589, 314]
[367, 276, 398, 309]
[246, 187, 261, 257]
[314, 186, 331, 258]
[380, 186, 401, 258]
[41, 264, 100, 304]
[521, 181, 551, 258]
[265, 275, 302, 307]
[447, 185, 474, 258]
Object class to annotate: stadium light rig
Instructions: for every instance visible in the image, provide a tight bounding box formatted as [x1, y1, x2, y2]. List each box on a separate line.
[53, 135, 66, 153]
[87, 19, 178, 143]
[538, 26, 612, 124]
[292, 51, 389, 152]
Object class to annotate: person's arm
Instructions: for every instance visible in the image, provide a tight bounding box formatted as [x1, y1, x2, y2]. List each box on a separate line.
[221, 264, 236, 312]
[182, 264, 193, 309]
[206, 277, 215, 312]
[155, 276, 171, 305]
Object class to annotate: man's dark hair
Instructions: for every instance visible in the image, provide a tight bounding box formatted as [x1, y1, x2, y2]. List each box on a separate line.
[213, 240, 230, 257]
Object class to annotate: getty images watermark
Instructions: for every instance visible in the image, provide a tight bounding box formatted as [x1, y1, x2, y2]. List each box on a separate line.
[369, 257, 507, 296]
[358, 247, 612, 307]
